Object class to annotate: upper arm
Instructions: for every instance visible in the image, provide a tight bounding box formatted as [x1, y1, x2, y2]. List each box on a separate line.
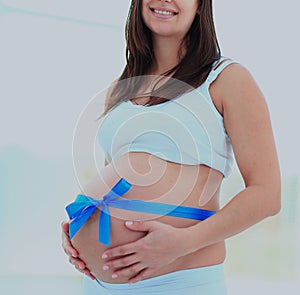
[217, 64, 281, 195]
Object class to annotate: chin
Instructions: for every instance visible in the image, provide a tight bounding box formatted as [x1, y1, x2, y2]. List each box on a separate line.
[151, 26, 181, 38]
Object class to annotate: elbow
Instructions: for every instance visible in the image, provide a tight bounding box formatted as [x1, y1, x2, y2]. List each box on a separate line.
[269, 168, 282, 216]
[269, 200, 281, 216]
[267, 186, 281, 217]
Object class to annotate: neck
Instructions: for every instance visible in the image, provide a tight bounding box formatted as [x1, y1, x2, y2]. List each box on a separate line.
[149, 35, 185, 75]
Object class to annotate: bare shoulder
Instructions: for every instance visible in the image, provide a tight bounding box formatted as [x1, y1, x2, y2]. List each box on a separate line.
[209, 63, 260, 116]
[218, 63, 269, 130]
[213, 61, 270, 140]
[217, 62, 253, 83]
[213, 62, 265, 109]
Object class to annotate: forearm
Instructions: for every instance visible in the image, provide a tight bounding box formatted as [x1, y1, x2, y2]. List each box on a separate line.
[184, 185, 281, 255]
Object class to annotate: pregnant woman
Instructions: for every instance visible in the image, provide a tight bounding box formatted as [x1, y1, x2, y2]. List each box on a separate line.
[62, 0, 281, 294]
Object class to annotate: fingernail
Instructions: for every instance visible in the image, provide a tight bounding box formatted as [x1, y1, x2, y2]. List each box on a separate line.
[102, 253, 108, 259]
[112, 274, 118, 279]
[125, 221, 133, 226]
[72, 253, 77, 258]
[102, 265, 109, 271]
[78, 265, 84, 270]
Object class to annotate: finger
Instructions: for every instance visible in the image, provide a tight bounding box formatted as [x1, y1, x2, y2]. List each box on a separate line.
[103, 254, 140, 271]
[74, 264, 96, 280]
[72, 257, 96, 281]
[63, 240, 79, 258]
[102, 241, 141, 259]
[61, 222, 70, 243]
[74, 264, 85, 272]
[83, 270, 96, 280]
[125, 220, 158, 232]
[61, 220, 69, 232]
[69, 256, 86, 270]
[128, 268, 153, 284]
[112, 263, 146, 280]
[61, 227, 79, 258]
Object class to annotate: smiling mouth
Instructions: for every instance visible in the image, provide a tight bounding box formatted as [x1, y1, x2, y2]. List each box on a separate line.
[150, 8, 179, 16]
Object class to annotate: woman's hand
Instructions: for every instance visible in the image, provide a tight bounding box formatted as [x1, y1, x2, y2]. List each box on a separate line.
[101, 220, 189, 284]
[61, 221, 96, 280]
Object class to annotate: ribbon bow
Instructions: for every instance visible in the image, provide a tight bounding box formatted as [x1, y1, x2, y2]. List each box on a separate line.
[65, 178, 132, 247]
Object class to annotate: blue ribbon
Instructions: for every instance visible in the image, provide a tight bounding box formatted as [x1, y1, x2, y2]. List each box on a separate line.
[65, 178, 216, 247]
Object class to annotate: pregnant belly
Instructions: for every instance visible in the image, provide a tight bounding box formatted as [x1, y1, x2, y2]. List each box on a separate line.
[71, 152, 225, 283]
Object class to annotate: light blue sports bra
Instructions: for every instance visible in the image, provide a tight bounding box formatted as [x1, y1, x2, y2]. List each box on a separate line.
[98, 57, 237, 178]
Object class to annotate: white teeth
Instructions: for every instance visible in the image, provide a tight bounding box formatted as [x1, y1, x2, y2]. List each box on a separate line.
[154, 9, 174, 15]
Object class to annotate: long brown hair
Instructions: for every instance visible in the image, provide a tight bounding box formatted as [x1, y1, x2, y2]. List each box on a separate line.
[99, 0, 221, 119]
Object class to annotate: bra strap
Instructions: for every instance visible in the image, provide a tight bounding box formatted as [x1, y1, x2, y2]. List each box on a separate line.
[207, 57, 238, 84]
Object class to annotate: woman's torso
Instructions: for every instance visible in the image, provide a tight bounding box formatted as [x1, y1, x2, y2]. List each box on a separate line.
[71, 58, 234, 283]
[72, 152, 226, 284]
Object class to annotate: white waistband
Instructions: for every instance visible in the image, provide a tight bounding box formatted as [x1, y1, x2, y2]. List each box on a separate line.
[94, 263, 225, 291]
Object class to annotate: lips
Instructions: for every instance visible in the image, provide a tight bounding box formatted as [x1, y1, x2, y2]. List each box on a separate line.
[150, 7, 179, 16]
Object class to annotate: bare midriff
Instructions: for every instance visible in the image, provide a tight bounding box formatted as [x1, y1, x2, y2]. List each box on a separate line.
[71, 152, 226, 283]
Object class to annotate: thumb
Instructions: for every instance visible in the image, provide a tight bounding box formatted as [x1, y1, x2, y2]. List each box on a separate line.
[125, 220, 158, 232]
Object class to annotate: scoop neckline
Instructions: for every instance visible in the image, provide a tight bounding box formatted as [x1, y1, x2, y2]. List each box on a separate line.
[125, 90, 195, 108]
